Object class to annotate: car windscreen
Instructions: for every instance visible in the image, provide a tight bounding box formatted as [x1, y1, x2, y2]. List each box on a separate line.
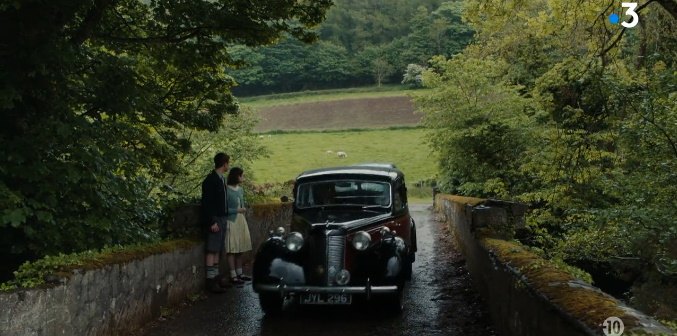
[295, 180, 391, 209]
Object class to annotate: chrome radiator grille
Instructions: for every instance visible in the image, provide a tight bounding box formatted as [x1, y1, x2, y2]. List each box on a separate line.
[326, 235, 345, 285]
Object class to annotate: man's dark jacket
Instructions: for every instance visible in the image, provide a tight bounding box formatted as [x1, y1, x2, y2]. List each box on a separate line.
[201, 170, 227, 228]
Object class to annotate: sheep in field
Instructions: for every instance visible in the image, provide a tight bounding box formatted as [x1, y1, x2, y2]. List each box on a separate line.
[337, 151, 348, 158]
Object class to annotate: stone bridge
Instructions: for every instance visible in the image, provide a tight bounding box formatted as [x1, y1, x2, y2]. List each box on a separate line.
[0, 198, 672, 336]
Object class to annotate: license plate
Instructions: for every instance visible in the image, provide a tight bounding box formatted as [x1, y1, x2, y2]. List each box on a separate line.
[300, 293, 352, 305]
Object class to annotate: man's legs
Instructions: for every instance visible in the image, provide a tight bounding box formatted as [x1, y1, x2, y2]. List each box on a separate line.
[205, 227, 227, 293]
[205, 252, 225, 293]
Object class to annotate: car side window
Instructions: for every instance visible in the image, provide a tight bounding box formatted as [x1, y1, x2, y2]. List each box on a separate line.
[392, 181, 406, 213]
[393, 192, 402, 211]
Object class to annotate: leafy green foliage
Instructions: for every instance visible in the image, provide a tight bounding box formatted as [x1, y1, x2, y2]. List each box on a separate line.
[230, 1, 474, 95]
[164, 106, 269, 199]
[416, 0, 676, 318]
[415, 55, 531, 198]
[319, 0, 444, 53]
[229, 37, 354, 93]
[402, 64, 426, 88]
[0, 0, 332, 275]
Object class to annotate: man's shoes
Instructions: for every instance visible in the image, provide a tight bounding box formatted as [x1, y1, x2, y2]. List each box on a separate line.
[230, 276, 246, 285]
[206, 278, 226, 293]
[238, 274, 252, 282]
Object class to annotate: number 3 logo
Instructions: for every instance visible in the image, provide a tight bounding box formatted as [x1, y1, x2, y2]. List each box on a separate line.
[621, 2, 639, 28]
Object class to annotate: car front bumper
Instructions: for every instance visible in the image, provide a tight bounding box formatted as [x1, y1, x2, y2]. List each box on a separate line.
[254, 279, 398, 299]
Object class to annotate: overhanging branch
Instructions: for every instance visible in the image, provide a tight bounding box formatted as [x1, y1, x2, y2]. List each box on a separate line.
[70, 0, 118, 45]
[598, 0, 657, 58]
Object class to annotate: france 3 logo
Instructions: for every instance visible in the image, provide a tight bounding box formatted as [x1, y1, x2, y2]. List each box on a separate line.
[609, 2, 639, 28]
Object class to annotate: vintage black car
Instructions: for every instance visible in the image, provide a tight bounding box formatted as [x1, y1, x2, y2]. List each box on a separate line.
[252, 164, 417, 314]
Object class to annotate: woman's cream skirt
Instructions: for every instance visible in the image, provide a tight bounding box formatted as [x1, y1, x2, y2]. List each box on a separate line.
[225, 213, 252, 253]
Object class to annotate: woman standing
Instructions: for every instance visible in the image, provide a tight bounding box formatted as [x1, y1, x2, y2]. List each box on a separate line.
[225, 167, 253, 285]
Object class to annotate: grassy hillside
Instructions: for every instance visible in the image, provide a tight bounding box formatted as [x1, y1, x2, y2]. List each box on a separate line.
[251, 128, 436, 186]
[243, 87, 436, 202]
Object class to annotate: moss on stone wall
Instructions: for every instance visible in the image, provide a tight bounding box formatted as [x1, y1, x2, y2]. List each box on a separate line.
[480, 237, 640, 331]
[436, 194, 485, 207]
[1, 239, 200, 291]
[78, 239, 199, 270]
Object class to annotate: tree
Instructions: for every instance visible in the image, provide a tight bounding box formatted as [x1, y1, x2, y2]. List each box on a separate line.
[355, 45, 396, 87]
[319, 0, 444, 54]
[372, 58, 394, 87]
[0, 0, 332, 270]
[415, 55, 531, 197]
[398, 2, 474, 67]
[230, 38, 353, 95]
[401, 63, 426, 88]
[415, 0, 676, 316]
[225, 0, 475, 94]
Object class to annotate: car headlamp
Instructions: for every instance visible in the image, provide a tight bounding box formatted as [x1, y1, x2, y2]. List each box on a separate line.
[352, 231, 371, 251]
[285, 232, 304, 252]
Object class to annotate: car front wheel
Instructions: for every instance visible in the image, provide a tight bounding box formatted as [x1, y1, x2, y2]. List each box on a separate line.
[404, 253, 414, 280]
[384, 286, 404, 314]
[259, 293, 283, 315]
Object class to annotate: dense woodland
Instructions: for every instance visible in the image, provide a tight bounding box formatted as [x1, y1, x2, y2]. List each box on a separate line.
[0, 0, 331, 281]
[0, 0, 474, 281]
[415, 0, 676, 318]
[0, 0, 675, 321]
[229, 0, 474, 95]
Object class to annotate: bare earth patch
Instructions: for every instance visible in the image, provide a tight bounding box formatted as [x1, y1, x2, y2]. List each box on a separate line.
[253, 96, 420, 132]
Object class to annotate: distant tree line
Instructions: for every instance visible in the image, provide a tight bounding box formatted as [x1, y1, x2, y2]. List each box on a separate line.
[229, 0, 474, 96]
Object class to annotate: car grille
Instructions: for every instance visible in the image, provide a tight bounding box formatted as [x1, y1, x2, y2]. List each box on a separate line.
[326, 235, 345, 285]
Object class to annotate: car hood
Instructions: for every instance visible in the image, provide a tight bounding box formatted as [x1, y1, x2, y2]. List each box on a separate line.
[308, 213, 392, 233]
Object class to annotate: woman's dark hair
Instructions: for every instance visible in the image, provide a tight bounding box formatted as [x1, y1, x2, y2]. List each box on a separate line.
[227, 167, 244, 185]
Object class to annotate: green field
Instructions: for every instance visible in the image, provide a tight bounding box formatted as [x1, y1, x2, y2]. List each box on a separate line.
[242, 87, 437, 203]
[250, 128, 436, 200]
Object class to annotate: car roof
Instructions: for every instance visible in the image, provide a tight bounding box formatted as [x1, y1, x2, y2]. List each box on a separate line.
[296, 164, 404, 181]
[352, 163, 398, 169]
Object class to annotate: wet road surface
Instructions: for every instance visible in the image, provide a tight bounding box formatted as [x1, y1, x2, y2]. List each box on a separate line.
[140, 204, 497, 336]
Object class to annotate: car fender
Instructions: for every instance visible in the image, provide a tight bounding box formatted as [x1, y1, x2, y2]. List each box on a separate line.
[380, 235, 407, 281]
[268, 258, 305, 284]
[253, 237, 305, 286]
[410, 218, 417, 254]
[385, 256, 402, 278]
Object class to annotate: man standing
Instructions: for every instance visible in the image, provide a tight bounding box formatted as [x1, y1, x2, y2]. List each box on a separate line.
[201, 152, 230, 293]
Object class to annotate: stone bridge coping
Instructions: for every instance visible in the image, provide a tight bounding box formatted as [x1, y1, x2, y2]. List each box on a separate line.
[434, 194, 673, 336]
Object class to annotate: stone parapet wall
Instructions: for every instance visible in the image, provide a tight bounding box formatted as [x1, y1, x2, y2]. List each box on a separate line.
[0, 202, 292, 336]
[0, 244, 204, 336]
[434, 194, 673, 336]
